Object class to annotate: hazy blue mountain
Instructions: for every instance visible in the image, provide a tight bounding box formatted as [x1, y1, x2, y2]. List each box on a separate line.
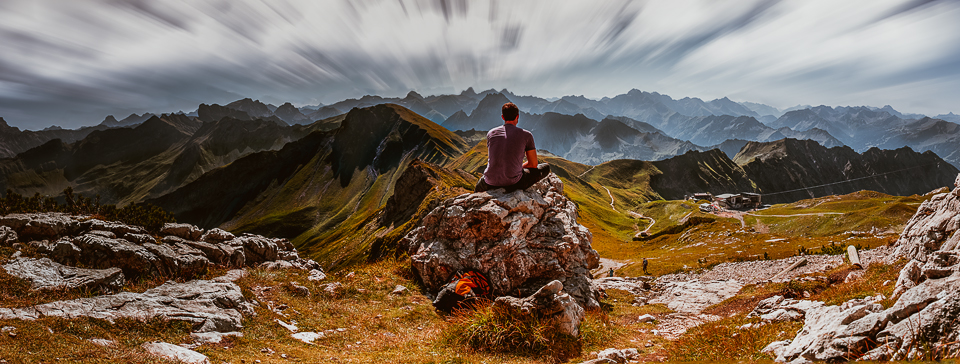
[739, 101, 783, 118]
[934, 112, 960, 123]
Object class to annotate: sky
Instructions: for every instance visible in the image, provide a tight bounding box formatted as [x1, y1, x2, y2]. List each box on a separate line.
[1, 0, 959, 130]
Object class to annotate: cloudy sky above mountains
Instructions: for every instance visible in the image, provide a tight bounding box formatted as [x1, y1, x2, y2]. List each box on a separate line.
[1, 0, 959, 129]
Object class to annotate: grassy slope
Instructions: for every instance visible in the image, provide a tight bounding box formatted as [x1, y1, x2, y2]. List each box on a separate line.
[606, 191, 931, 277]
[2, 116, 338, 207]
[224, 104, 474, 271]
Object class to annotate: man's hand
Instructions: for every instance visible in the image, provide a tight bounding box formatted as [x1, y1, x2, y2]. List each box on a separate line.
[523, 149, 538, 169]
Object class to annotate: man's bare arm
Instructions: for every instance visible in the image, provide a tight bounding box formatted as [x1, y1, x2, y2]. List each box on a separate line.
[523, 149, 538, 169]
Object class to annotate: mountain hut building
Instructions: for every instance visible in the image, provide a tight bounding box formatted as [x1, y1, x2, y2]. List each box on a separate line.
[714, 193, 762, 210]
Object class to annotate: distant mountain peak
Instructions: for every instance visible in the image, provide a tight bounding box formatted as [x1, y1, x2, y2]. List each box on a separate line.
[0, 117, 19, 133]
[405, 91, 424, 100]
[460, 87, 477, 97]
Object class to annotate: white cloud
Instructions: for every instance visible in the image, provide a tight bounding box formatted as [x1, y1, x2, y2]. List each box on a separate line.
[0, 0, 958, 129]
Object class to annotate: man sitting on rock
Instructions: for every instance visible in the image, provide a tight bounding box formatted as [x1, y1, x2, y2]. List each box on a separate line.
[474, 102, 551, 193]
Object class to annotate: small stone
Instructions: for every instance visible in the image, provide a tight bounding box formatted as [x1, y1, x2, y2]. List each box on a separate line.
[323, 282, 343, 296]
[89, 338, 117, 347]
[637, 314, 656, 323]
[291, 332, 325, 344]
[346, 272, 355, 279]
[288, 283, 310, 297]
[307, 269, 326, 282]
[390, 285, 408, 295]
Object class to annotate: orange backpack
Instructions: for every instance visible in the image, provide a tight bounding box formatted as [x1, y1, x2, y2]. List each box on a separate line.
[453, 271, 490, 297]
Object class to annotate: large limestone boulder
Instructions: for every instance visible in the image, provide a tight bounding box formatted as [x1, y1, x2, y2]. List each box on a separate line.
[403, 174, 601, 308]
[2, 257, 124, 292]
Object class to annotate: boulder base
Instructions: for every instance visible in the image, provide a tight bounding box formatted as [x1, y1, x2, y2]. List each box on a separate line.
[493, 280, 585, 337]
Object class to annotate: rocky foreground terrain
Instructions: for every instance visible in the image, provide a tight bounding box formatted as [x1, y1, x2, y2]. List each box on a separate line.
[0, 213, 327, 363]
[2, 173, 959, 363]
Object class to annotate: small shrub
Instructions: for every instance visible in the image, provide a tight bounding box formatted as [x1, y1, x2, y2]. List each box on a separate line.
[443, 300, 581, 362]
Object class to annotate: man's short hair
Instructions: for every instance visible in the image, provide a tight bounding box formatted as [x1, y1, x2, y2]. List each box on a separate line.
[502, 102, 519, 121]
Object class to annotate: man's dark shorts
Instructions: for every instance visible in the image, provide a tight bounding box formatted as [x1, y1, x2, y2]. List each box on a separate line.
[475, 164, 551, 193]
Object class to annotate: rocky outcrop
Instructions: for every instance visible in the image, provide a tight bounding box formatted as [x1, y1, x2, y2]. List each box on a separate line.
[493, 280, 585, 337]
[0, 213, 319, 279]
[768, 175, 960, 362]
[0, 213, 82, 241]
[764, 295, 886, 362]
[887, 180, 960, 265]
[0, 225, 17, 245]
[649, 280, 743, 314]
[749, 295, 825, 324]
[142, 341, 210, 364]
[2, 257, 124, 292]
[0, 270, 253, 333]
[403, 174, 601, 308]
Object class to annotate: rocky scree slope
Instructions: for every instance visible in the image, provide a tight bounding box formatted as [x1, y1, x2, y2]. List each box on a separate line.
[760, 174, 960, 362]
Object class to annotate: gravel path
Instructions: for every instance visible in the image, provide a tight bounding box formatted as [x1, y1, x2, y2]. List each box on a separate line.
[656, 245, 894, 285]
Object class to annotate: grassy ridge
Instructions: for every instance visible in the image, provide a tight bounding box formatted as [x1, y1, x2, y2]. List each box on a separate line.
[600, 190, 930, 277]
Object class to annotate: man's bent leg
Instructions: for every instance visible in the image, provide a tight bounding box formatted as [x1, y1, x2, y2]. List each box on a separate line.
[475, 177, 493, 192]
[503, 164, 551, 192]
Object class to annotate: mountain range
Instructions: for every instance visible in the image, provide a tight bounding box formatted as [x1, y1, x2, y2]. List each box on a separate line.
[2, 100, 956, 270]
[4, 87, 960, 168]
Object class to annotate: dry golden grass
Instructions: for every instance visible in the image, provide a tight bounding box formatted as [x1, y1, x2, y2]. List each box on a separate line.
[666, 314, 802, 362]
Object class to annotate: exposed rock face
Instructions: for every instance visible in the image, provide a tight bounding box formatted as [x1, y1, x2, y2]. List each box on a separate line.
[161, 223, 204, 241]
[771, 175, 960, 362]
[749, 295, 825, 324]
[142, 341, 210, 364]
[888, 183, 960, 264]
[0, 225, 18, 245]
[767, 295, 886, 362]
[404, 175, 601, 308]
[2, 257, 124, 292]
[0, 213, 82, 240]
[0, 213, 318, 280]
[649, 279, 743, 313]
[493, 280, 585, 337]
[0, 270, 253, 333]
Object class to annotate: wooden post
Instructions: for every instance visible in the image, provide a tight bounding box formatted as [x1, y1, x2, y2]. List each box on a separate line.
[770, 258, 807, 281]
[847, 245, 862, 268]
